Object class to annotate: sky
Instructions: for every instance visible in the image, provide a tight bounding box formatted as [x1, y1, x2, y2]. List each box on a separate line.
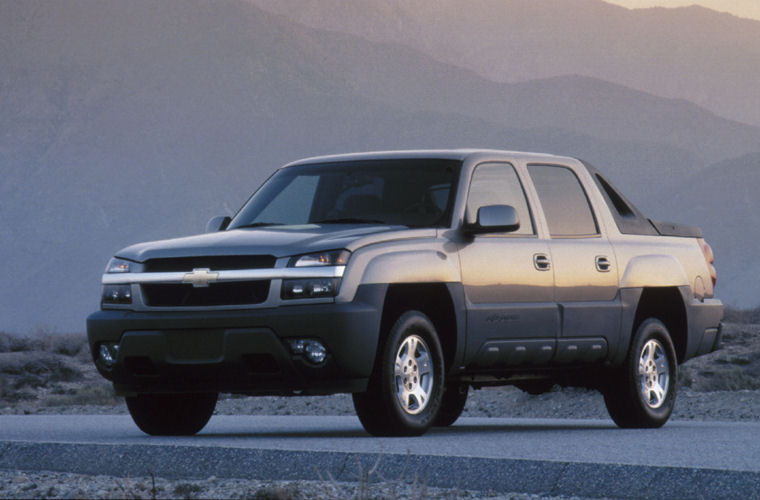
[604, 0, 760, 21]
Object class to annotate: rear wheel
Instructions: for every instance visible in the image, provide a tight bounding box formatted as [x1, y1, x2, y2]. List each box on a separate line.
[353, 311, 444, 436]
[604, 319, 677, 428]
[126, 392, 218, 435]
[433, 382, 468, 427]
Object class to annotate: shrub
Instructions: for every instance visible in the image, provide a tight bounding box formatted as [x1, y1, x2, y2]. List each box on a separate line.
[0, 332, 36, 353]
[43, 333, 88, 357]
[42, 382, 120, 407]
[0, 352, 83, 385]
[722, 305, 760, 324]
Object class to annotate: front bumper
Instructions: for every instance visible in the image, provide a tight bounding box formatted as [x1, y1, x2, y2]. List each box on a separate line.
[87, 284, 386, 396]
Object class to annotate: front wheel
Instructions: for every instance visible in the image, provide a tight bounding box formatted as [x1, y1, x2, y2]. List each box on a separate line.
[604, 319, 677, 428]
[353, 311, 445, 436]
[433, 382, 468, 427]
[126, 392, 218, 435]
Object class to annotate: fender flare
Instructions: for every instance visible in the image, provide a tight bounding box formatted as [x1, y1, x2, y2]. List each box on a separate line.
[360, 250, 460, 284]
[620, 255, 689, 289]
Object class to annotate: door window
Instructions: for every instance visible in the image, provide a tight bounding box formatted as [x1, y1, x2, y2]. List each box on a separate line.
[466, 163, 534, 235]
[528, 165, 598, 237]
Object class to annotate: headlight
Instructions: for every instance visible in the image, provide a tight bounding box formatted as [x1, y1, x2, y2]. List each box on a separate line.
[105, 257, 133, 273]
[288, 250, 350, 268]
[283, 250, 349, 300]
[102, 258, 134, 305]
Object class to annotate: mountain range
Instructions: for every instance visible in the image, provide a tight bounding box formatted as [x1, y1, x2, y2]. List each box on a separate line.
[252, 0, 760, 128]
[0, 0, 757, 333]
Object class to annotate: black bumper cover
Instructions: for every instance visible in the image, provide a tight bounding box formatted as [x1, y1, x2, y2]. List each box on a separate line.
[87, 285, 386, 396]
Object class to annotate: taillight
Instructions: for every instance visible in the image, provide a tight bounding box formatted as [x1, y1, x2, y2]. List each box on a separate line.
[697, 238, 716, 288]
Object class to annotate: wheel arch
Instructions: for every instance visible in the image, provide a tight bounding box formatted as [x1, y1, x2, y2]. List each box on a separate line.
[632, 287, 688, 363]
[378, 283, 463, 375]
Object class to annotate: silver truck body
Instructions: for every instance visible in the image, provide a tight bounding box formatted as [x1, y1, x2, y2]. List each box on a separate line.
[88, 149, 722, 435]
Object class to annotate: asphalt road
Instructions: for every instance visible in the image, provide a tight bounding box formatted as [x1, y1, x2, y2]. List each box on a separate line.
[1, 415, 759, 498]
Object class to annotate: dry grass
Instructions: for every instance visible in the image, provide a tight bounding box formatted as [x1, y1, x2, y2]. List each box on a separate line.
[0, 331, 121, 409]
[679, 322, 760, 391]
[0, 331, 88, 356]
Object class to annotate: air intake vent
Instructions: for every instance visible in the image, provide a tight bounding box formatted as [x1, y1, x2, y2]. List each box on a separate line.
[142, 281, 270, 307]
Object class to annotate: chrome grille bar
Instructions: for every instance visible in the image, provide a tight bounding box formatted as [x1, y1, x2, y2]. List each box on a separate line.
[102, 266, 345, 285]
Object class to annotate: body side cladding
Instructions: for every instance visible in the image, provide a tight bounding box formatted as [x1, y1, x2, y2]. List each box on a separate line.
[614, 288, 644, 365]
[681, 289, 724, 360]
[446, 282, 468, 374]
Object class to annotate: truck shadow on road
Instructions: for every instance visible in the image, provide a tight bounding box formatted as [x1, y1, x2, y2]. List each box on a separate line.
[192, 421, 617, 439]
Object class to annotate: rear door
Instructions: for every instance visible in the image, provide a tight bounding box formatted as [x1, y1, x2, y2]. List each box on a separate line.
[527, 164, 620, 363]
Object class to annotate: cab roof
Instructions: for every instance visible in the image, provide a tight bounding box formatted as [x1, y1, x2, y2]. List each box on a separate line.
[282, 149, 573, 168]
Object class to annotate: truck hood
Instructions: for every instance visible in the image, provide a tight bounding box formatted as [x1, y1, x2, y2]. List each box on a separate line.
[116, 224, 436, 263]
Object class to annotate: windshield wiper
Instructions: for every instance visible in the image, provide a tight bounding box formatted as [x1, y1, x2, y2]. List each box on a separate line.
[235, 222, 286, 229]
[313, 218, 388, 225]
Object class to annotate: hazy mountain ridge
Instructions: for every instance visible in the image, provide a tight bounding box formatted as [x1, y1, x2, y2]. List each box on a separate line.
[1, 0, 757, 332]
[650, 153, 760, 306]
[250, 0, 760, 128]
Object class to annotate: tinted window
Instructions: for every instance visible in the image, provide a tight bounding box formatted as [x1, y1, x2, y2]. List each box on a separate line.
[252, 174, 319, 225]
[528, 165, 598, 237]
[596, 174, 634, 218]
[229, 159, 461, 229]
[466, 162, 534, 235]
[588, 167, 658, 236]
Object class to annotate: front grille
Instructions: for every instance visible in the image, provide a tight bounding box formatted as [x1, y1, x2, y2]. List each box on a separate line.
[143, 255, 276, 272]
[142, 281, 270, 307]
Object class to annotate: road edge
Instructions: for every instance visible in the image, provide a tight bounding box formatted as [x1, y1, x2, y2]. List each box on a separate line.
[1, 441, 758, 499]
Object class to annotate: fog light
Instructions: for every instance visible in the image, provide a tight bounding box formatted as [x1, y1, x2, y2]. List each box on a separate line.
[288, 339, 307, 354]
[286, 339, 327, 364]
[305, 341, 327, 364]
[98, 343, 119, 367]
[102, 284, 132, 305]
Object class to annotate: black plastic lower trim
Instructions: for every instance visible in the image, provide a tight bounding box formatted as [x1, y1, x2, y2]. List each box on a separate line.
[87, 284, 386, 395]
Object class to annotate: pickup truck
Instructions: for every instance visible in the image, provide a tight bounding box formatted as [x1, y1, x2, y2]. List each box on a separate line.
[87, 150, 723, 436]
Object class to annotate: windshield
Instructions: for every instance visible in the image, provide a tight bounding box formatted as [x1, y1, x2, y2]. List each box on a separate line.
[229, 159, 462, 229]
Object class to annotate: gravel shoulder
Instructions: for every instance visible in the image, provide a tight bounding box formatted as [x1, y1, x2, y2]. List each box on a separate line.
[0, 470, 573, 500]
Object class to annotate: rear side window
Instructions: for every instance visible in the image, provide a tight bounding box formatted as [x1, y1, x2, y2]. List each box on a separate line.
[466, 162, 534, 235]
[528, 165, 598, 237]
[590, 168, 658, 236]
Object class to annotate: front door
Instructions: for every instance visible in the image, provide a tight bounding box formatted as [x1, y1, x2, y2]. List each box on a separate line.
[459, 162, 558, 368]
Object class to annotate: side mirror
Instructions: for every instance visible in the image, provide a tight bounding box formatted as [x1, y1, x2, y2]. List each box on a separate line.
[206, 215, 231, 233]
[464, 204, 520, 235]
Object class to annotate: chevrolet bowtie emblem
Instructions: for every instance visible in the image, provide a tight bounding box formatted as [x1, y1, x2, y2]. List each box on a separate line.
[183, 268, 219, 287]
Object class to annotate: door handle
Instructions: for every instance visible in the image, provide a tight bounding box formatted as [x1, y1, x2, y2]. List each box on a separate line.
[533, 253, 551, 271]
[595, 255, 611, 272]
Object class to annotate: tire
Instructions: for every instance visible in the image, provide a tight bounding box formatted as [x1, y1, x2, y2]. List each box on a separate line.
[604, 319, 677, 428]
[126, 392, 218, 436]
[433, 383, 468, 427]
[353, 311, 445, 436]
